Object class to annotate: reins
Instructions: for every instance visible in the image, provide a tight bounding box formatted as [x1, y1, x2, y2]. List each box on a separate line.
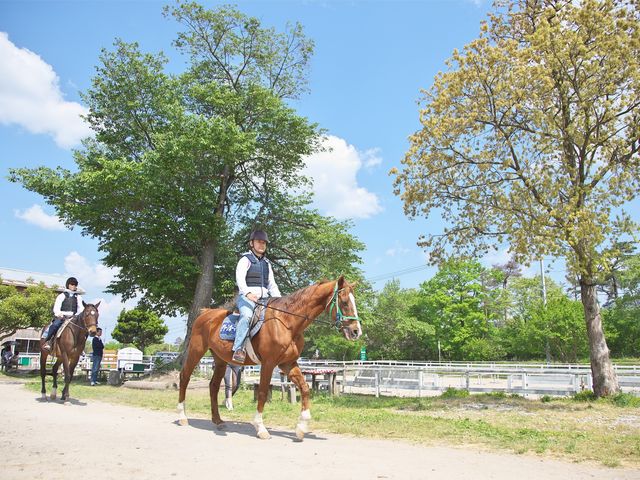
[257, 280, 359, 330]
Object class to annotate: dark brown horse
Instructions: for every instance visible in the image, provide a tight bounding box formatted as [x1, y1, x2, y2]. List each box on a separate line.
[177, 276, 362, 440]
[40, 302, 100, 403]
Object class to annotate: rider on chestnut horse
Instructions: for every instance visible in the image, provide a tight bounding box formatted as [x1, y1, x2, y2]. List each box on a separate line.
[231, 230, 281, 364]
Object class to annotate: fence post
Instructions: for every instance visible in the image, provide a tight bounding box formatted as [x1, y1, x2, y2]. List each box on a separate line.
[418, 370, 423, 398]
[465, 371, 470, 390]
[375, 371, 380, 398]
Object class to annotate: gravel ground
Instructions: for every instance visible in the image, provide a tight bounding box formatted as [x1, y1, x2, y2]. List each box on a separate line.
[0, 381, 638, 480]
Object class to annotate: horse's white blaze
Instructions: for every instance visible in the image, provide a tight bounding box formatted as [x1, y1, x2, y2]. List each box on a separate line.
[348, 293, 363, 338]
[348, 293, 358, 317]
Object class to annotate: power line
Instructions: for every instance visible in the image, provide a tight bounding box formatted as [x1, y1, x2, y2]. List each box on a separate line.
[367, 264, 432, 283]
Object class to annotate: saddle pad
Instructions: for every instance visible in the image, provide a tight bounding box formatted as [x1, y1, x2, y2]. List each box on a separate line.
[219, 314, 240, 340]
[219, 312, 265, 341]
[55, 319, 72, 339]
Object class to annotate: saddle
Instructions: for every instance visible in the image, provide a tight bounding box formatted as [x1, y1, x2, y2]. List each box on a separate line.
[219, 301, 271, 364]
[219, 303, 268, 341]
[43, 318, 72, 356]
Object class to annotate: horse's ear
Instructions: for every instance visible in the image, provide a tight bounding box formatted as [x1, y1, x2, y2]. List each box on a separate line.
[337, 275, 345, 289]
[95, 301, 101, 309]
[82, 300, 87, 307]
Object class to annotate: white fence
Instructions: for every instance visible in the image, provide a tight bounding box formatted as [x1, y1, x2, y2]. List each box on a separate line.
[305, 361, 640, 398]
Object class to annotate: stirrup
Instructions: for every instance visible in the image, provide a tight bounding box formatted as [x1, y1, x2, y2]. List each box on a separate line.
[232, 349, 246, 363]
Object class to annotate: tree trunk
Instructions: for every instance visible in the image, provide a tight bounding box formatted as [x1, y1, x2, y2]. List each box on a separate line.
[177, 170, 230, 366]
[178, 239, 217, 365]
[579, 277, 620, 397]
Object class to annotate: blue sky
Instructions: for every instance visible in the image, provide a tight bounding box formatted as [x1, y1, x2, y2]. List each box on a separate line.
[0, 0, 579, 342]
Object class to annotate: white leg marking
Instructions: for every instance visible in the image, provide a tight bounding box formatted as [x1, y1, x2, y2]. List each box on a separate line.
[252, 412, 271, 439]
[295, 408, 312, 440]
[177, 402, 188, 426]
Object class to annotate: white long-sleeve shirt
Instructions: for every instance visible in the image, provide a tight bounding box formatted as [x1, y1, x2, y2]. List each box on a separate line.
[235, 255, 281, 299]
[52, 290, 84, 318]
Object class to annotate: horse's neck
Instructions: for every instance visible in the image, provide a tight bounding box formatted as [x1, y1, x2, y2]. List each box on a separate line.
[71, 312, 83, 327]
[283, 281, 335, 330]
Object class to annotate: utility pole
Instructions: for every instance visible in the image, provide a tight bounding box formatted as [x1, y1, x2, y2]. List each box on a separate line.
[540, 259, 551, 363]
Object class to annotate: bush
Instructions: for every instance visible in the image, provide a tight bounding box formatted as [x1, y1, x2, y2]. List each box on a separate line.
[441, 387, 470, 399]
[572, 390, 597, 402]
[610, 393, 640, 407]
[540, 395, 553, 403]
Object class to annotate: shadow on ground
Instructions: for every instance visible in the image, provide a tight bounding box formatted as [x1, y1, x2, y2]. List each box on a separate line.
[178, 418, 328, 442]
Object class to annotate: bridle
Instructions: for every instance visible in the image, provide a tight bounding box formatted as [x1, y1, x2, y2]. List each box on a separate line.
[67, 308, 99, 333]
[255, 280, 360, 331]
[326, 282, 360, 330]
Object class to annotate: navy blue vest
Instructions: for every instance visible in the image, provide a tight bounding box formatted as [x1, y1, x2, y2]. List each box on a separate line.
[243, 252, 270, 289]
[61, 292, 78, 314]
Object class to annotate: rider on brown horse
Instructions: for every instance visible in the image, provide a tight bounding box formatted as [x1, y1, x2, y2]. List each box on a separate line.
[232, 230, 281, 364]
[42, 277, 83, 351]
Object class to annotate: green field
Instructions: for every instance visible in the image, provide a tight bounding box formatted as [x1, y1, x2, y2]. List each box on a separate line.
[3, 370, 638, 468]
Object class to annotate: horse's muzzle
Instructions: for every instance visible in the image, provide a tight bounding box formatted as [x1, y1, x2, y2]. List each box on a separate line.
[342, 327, 361, 341]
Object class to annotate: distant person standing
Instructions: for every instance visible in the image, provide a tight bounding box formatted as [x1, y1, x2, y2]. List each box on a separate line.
[91, 327, 104, 386]
[224, 364, 243, 410]
[1, 344, 12, 371]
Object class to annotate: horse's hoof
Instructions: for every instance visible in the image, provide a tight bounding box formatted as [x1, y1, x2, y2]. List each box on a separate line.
[216, 422, 227, 430]
[178, 418, 189, 426]
[257, 430, 271, 440]
[295, 427, 306, 440]
[50, 394, 56, 400]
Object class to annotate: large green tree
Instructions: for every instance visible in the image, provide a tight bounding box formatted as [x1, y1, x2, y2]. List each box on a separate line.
[392, 0, 640, 395]
[0, 280, 54, 338]
[364, 279, 434, 360]
[502, 277, 588, 361]
[602, 249, 640, 357]
[112, 308, 169, 353]
[413, 259, 502, 361]
[9, 4, 365, 354]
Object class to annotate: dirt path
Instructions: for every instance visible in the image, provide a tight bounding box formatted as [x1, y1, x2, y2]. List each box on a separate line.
[0, 381, 638, 480]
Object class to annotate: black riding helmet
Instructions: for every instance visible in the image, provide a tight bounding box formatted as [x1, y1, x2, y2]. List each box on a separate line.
[65, 277, 78, 288]
[250, 230, 269, 243]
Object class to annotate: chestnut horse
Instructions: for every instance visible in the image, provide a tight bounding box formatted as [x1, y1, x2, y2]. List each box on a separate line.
[177, 276, 362, 440]
[39, 302, 100, 403]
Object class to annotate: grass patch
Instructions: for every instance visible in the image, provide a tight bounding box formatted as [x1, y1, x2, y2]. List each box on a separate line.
[9, 372, 640, 469]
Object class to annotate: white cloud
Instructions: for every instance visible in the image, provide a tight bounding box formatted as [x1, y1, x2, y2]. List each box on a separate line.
[302, 135, 383, 219]
[14, 204, 65, 230]
[63, 251, 119, 294]
[0, 32, 92, 149]
[385, 242, 411, 257]
[361, 147, 382, 169]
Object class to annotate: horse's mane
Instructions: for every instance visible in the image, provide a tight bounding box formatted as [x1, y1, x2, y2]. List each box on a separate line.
[270, 279, 331, 310]
[205, 279, 333, 313]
